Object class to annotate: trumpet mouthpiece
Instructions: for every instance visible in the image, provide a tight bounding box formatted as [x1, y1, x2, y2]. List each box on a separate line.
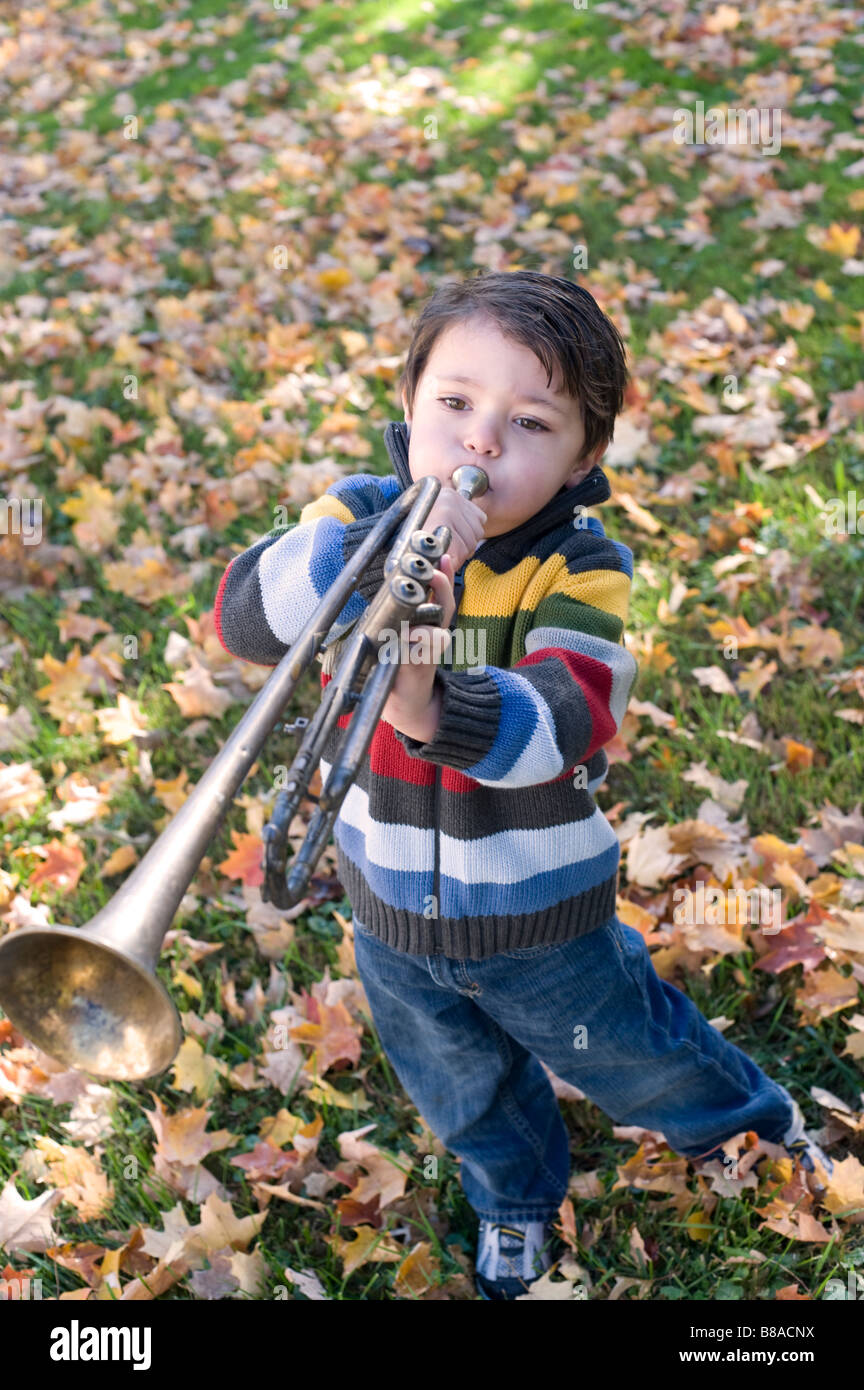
[451, 465, 489, 500]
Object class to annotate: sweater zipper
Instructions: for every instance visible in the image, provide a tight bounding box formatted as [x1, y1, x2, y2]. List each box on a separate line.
[432, 764, 441, 952]
[431, 558, 465, 950]
[432, 559, 463, 951]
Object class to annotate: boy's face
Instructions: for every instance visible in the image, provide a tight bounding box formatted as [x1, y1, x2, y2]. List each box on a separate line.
[401, 316, 604, 540]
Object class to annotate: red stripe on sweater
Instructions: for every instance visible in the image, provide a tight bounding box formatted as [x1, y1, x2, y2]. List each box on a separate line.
[322, 672, 480, 790]
[324, 651, 611, 791]
[322, 673, 437, 786]
[213, 557, 236, 655]
[515, 645, 615, 760]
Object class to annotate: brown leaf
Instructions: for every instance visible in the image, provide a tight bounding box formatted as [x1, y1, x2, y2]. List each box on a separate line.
[162, 660, 235, 718]
[290, 995, 363, 1076]
[795, 964, 860, 1024]
[217, 831, 265, 888]
[755, 916, 828, 974]
[145, 1093, 237, 1166]
[28, 838, 86, 894]
[612, 1145, 689, 1195]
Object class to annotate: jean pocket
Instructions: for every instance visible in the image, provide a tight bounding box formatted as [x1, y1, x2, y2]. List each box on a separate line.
[501, 940, 567, 960]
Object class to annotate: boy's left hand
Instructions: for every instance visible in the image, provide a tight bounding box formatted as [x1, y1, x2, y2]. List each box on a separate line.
[379, 552, 457, 737]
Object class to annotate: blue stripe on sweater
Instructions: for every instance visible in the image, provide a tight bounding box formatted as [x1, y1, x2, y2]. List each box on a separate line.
[333, 815, 620, 918]
[438, 836, 621, 918]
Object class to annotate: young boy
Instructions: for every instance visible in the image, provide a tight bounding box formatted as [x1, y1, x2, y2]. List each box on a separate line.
[215, 271, 834, 1300]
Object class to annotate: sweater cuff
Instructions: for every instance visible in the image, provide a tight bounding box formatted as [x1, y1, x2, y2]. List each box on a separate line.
[393, 668, 500, 770]
[342, 515, 388, 605]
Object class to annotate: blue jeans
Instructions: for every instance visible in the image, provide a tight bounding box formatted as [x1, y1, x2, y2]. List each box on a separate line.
[352, 913, 797, 1223]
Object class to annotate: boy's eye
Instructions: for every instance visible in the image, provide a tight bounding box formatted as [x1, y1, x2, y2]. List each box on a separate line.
[438, 397, 548, 432]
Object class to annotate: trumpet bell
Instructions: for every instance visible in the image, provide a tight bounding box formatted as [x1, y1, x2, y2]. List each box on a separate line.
[0, 927, 182, 1081]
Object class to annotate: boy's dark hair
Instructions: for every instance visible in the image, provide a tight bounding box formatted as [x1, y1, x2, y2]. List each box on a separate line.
[398, 270, 630, 464]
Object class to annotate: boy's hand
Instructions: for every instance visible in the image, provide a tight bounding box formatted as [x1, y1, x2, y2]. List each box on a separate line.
[422, 485, 487, 573]
[379, 552, 457, 742]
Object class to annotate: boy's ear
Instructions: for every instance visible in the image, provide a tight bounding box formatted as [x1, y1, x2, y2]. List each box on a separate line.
[577, 443, 604, 476]
[566, 444, 603, 487]
[400, 392, 412, 440]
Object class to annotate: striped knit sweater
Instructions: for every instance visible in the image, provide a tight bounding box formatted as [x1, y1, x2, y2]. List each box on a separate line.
[215, 420, 639, 958]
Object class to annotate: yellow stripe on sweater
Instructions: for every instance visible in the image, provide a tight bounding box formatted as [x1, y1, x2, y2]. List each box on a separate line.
[460, 555, 545, 619]
[298, 494, 357, 527]
[544, 564, 633, 624]
[461, 553, 631, 623]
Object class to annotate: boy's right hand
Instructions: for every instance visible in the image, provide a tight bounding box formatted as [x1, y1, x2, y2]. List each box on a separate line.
[421, 483, 488, 573]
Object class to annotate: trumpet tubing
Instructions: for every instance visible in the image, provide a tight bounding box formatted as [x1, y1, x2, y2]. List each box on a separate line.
[0, 465, 489, 1080]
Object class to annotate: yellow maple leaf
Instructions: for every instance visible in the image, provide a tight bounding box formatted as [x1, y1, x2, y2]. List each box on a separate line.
[35, 647, 92, 719]
[59, 479, 120, 551]
[327, 1225, 402, 1277]
[816, 1150, 864, 1217]
[103, 548, 188, 605]
[778, 301, 815, 331]
[31, 1137, 114, 1220]
[305, 1077, 371, 1110]
[258, 1109, 306, 1146]
[394, 1241, 440, 1298]
[821, 223, 861, 257]
[98, 843, 138, 878]
[170, 1036, 229, 1100]
[194, 1192, 267, 1254]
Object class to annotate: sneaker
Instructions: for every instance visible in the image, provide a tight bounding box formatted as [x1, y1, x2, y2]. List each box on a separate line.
[782, 1101, 834, 1192]
[475, 1219, 553, 1301]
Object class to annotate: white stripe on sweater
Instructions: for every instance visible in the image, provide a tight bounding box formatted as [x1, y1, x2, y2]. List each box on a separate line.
[320, 756, 619, 881]
[525, 625, 638, 731]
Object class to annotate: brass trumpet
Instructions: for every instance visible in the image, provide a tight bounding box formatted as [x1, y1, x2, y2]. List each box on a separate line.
[0, 465, 488, 1081]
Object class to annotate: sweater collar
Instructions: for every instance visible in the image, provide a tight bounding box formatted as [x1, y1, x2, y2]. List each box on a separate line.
[382, 418, 611, 562]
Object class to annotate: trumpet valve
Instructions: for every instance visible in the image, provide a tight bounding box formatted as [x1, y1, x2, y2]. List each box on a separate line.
[400, 551, 436, 584]
[390, 573, 425, 605]
[409, 528, 446, 560]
